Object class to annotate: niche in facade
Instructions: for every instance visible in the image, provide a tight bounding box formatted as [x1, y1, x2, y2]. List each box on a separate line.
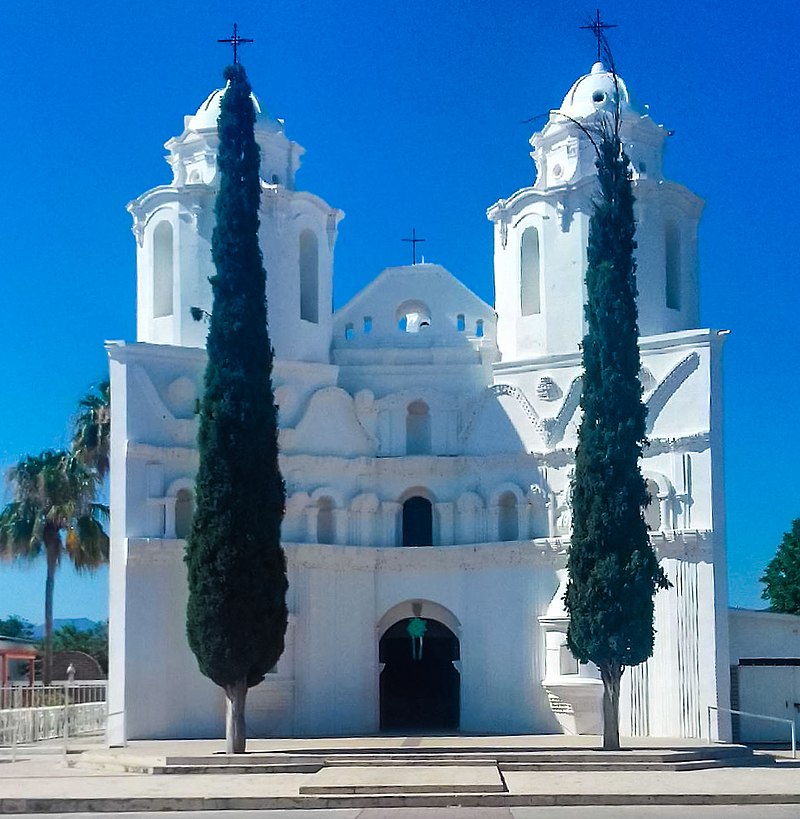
[153, 221, 174, 318]
[520, 226, 541, 316]
[498, 492, 519, 541]
[316, 496, 335, 544]
[299, 229, 319, 323]
[406, 401, 431, 455]
[402, 496, 433, 546]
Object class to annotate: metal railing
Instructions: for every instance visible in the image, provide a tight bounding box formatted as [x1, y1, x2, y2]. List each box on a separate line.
[707, 704, 796, 759]
[0, 681, 105, 710]
[0, 682, 107, 751]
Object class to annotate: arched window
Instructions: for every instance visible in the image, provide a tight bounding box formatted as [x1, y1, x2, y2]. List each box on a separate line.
[299, 229, 319, 323]
[476, 319, 484, 338]
[153, 221, 174, 318]
[520, 226, 541, 316]
[498, 492, 519, 542]
[406, 401, 431, 455]
[665, 221, 681, 310]
[344, 323, 354, 340]
[175, 489, 194, 539]
[317, 496, 335, 544]
[402, 496, 433, 546]
[644, 479, 661, 532]
[456, 314, 466, 332]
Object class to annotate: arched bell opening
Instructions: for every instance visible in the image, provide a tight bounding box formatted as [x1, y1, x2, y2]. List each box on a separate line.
[378, 617, 460, 732]
[402, 496, 434, 546]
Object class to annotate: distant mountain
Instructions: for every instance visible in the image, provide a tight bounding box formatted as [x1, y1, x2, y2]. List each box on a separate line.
[31, 618, 98, 639]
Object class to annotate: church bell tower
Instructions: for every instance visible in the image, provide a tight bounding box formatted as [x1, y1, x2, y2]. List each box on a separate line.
[128, 82, 344, 363]
[488, 62, 704, 362]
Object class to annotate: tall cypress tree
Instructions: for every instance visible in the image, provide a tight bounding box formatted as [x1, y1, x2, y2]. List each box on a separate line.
[564, 71, 669, 751]
[185, 63, 287, 755]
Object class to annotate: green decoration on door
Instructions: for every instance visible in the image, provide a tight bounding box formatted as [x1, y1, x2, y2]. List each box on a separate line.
[406, 617, 427, 661]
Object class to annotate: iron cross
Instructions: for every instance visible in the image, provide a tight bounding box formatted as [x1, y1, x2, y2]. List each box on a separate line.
[218, 23, 253, 65]
[580, 9, 617, 62]
[402, 228, 426, 266]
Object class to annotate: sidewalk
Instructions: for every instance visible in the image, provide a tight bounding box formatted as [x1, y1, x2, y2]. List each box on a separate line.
[1, 736, 799, 814]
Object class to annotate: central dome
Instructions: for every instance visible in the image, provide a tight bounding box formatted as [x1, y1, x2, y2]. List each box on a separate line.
[188, 83, 281, 132]
[558, 62, 632, 119]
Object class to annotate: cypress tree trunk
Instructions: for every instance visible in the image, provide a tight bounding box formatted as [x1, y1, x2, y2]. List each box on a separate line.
[600, 662, 621, 751]
[224, 678, 248, 755]
[185, 62, 287, 755]
[564, 75, 669, 751]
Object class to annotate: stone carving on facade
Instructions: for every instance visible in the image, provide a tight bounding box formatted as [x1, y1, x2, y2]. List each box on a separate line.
[537, 376, 562, 401]
[326, 211, 339, 250]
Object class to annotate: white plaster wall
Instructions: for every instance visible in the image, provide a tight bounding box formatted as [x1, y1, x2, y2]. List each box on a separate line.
[618, 552, 723, 739]
[728, 611, 800, 744]
[288, 543, 561, 736]
[124, 545, 222, 739]
[729, 610, 800, 661]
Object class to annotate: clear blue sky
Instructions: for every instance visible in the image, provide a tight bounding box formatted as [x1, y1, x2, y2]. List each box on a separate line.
[1, 0, 798, 625]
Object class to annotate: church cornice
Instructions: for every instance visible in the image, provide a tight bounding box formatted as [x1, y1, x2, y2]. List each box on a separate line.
[125, 528, 714, 569]
[487, 177, 595, 224]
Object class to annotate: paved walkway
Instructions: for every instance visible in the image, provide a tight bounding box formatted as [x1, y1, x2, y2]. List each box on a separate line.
[1, 736, 799, 813]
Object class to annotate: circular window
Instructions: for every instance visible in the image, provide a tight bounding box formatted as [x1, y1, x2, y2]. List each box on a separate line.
[592, 90, 606, 104]
[552, 163, 563, 179]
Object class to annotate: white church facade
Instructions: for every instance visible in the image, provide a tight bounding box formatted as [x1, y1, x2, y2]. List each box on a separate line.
[107, 61, 733, 743]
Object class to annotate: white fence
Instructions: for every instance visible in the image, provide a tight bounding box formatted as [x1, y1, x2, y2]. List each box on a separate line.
[0, 682, 107, 747]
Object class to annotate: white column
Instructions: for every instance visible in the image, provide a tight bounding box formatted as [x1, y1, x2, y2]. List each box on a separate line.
[436, 502, 454, 546]
[381, 502, 400, 547]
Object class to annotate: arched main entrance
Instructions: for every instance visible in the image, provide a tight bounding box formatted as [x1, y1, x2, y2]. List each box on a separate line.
[379, 617, 460, 732]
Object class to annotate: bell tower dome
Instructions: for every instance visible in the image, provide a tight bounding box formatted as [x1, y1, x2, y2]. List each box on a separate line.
[488, 62, 703, 362]
[128, 82, 344, 362]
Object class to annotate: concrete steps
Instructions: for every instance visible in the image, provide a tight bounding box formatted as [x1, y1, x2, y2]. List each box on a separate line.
[78, 742, 773, 775]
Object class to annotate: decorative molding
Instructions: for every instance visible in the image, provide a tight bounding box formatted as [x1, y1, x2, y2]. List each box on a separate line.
[543, 377, 582, 447]
[127, 441, 198, 465]
[126, 538, 185, 565]
[645, 353, 700, 434]
[537, 376, 562, 402]
[462, 378, 582, 450]
[645, 432, 709, 457]
[326, 211, 339, 250]
[285, 539, 567, 572]
[491, 383, 548, 442]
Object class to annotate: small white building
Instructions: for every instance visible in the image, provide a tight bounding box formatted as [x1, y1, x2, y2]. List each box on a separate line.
[107, 61, 734, 743]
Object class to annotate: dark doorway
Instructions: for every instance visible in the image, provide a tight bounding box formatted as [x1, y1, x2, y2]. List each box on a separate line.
[402, 496, 433, 546]
[379, 617, 460, 732]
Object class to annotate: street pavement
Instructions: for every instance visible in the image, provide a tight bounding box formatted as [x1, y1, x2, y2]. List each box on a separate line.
[4, 736, 800, 815]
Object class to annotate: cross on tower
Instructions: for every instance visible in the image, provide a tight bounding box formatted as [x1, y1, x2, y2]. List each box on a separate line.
[580, 9, 617, 62]
[402, 228, 426, 266]
[218, 23, 253, 65]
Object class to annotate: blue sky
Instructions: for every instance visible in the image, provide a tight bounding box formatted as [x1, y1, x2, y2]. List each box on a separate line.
[1, 0, 798, 624]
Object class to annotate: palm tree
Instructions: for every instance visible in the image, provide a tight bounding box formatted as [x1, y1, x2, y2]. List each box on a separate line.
[0, 450, 108, 684]
[72, 380, 110, 480]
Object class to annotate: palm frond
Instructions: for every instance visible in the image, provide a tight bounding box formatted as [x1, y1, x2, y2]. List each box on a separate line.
[2, 448, 109, 570]
[72, 380, 111, 480]
[67, 515, 110, 571]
